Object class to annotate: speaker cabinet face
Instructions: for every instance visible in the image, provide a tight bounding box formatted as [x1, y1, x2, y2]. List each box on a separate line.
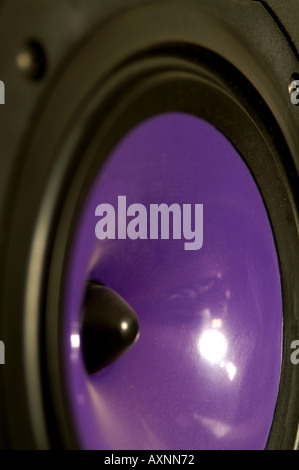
[0, 0, 299, 451]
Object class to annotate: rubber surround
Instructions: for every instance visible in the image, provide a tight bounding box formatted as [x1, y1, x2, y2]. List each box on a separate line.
[1, 1, 299, 449]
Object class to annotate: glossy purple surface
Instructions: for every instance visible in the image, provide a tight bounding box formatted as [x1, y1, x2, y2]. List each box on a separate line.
[63, 112, 283, 450]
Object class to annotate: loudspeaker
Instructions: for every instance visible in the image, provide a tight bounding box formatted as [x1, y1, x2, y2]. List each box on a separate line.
[0, 0, 298, 450]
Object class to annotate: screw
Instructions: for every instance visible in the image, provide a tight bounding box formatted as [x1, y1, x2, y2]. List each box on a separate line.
[16, 41, 46, 80]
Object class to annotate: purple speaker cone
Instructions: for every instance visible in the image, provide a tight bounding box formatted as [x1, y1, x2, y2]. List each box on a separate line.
[63, 112, 282, 450]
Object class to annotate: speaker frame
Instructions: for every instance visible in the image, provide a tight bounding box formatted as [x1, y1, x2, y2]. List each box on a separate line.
[0, 0, 298, 449]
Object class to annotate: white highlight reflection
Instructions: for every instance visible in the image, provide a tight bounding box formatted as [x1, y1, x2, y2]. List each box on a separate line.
[198, 325, 237, 381]
[71, 333, 80, 349]
[121, 321, 128, 331]
[198, 329, 227, 363]
[211, 318, 222, 328]
[194, 413, 231, 438]
[220, 361, 237, 381]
